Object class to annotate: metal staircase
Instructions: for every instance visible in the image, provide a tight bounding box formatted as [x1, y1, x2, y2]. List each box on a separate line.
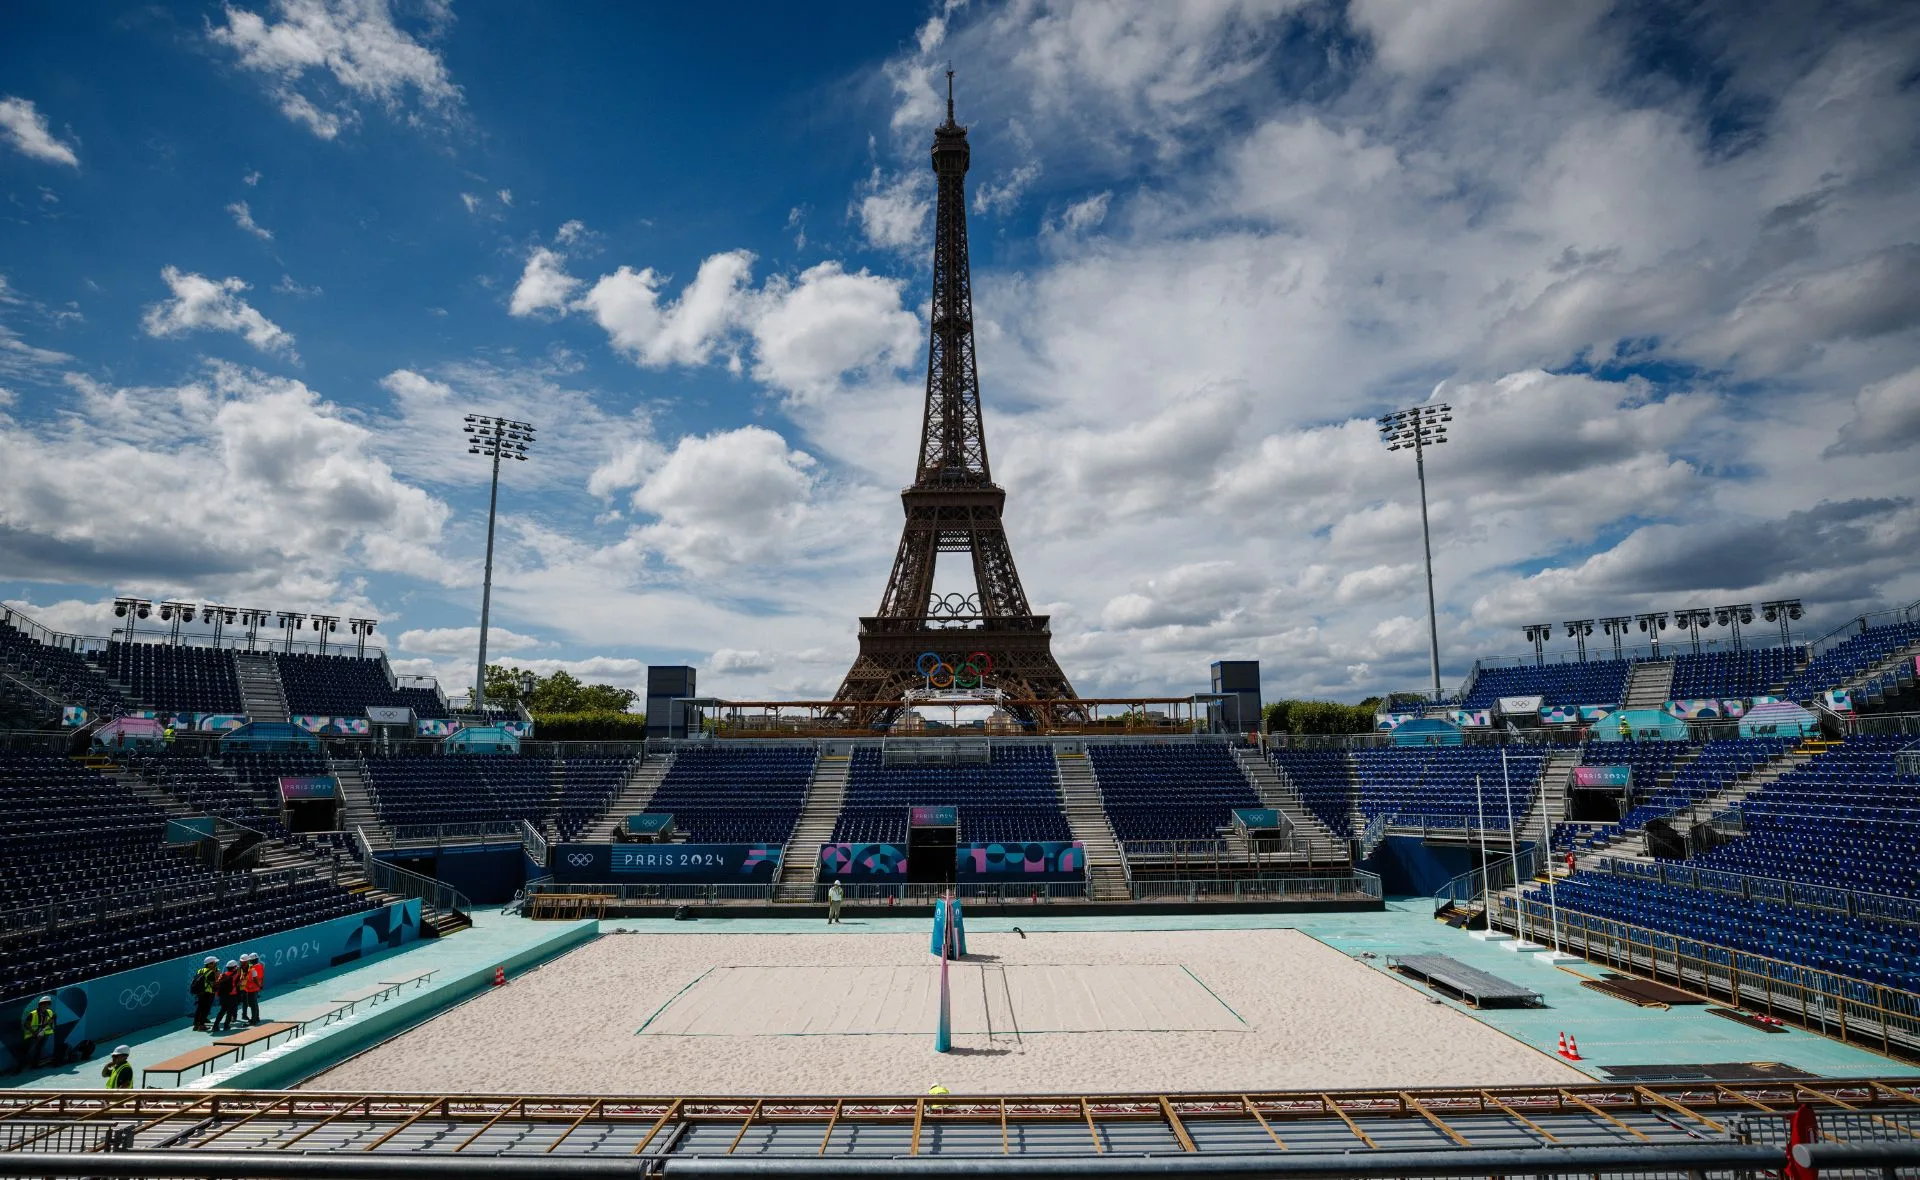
[1514, 747, 1580, 846]
[1233, 747, 1348, 865]
[774, 754, 848, 902]
[1622, 660, 1674, 709]
[1570, 740, 1824, 867]
[580, 753, 674, 842]
[1053, 751, 1130, 901]
[327, 759, 389, 851]
[233, 651, 289, 723]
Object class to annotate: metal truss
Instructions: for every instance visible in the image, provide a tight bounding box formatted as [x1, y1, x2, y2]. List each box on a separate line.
[5, 1080, 1919, 1160]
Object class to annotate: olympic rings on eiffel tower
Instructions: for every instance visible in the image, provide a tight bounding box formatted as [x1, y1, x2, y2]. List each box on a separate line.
[919, 650, 993, 690]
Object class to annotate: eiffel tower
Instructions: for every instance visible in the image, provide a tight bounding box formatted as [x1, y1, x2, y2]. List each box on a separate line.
[832, 75, 1083, 725]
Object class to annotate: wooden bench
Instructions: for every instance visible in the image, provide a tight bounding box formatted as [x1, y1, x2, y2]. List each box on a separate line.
[213, 1021, 300, 1059]
[377, 969, 437, 991]
[329, 982, 403, 1010]
[141, 1043, 241, 1088]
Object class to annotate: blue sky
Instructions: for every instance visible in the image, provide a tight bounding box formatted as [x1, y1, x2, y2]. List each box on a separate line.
[2, 0, 1918, 705]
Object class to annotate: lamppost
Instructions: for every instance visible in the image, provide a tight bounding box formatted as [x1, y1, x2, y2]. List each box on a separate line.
[1760, 599, 1803, 649]
[349, 617, 378, 658]
[464, 415, 535, 714]
[1563, 619, 1594, 663]
[1598, 615, 1633, 661]
[1635, 611, 1668, 657]
[1522, 623, 1553, 668]
[111, 597, 152, 644]
[1712, 603, 1753, 653]
[1377, 402, 1451, 701]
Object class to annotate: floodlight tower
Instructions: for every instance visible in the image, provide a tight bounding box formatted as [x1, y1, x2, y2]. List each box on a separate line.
[157, 602, 195, 645]
[1674, 607, 1712, 655]
[112, 597, 152, 643]
[236, 608, 270, 652]
[202, 605, 237, 648]
[1760, 599, 1803, 649]
[464, 415, 535, 714]
[275, 612, 307, 653]
[1377, 403, 1451, 701]
[348, 617, 378, 658]
[310, 614, 339, 656]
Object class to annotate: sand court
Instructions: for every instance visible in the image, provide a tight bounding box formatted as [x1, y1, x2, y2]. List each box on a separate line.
[638, 963, 1246, 1036]
[311, 929, 1585, 1094]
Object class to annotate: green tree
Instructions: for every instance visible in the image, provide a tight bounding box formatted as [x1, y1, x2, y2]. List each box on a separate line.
[1263, 697, 1379, 735]
[479, 665, 639, 714]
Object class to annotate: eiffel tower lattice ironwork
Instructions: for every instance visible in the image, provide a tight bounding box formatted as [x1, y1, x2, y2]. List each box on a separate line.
[832, 74, 1083, 725]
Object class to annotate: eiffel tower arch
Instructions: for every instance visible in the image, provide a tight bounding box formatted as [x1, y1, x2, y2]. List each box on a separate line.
[832, 75, 1084, 725]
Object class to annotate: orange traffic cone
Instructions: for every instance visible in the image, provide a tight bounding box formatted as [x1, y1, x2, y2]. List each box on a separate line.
[1567, 1034, 1581, 1060]
[493, 965, 505, 987]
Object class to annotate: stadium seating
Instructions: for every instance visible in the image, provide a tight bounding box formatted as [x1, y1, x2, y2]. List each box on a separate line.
[1089, 743, 1261, 843]
[1668, 647, 1803, 700]
[0, 626, 130, 714]
[834, 745, 1067, 845]
[555, 758, 633, 841]
[365, 754, 559, 828]
[127, 751, 292, 840]
[102, 641, 242, 713]
[1786, 621, 1920, 700]
[1460, 659, 1632, 710]
[1349, 746, 1546, 828]
[1267, 747, 1354, 837]
[1614, 738, 1794, 831]
[1526, 870, 1920, 993]
[650, 744, 818, 845]
[0, 752, 376, 1003]
[274, 652, 451, 718]
[1687, 736, 1920, 896]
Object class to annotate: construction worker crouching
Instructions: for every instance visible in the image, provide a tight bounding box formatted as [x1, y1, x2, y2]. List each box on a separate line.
[19, 996, 56, 1068]
[102, 1046, 132, 1089]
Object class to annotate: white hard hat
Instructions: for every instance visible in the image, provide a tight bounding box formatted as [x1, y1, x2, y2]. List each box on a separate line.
[36, 995, 51, 1004]
[226, 960, 238, 968]
[113, 1045, 130, 1056]
[240, 953, 252, 961]
[204, 956, 218, 965]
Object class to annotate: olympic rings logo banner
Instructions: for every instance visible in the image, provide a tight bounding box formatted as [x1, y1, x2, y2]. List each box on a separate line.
[917, 650, 993, 689]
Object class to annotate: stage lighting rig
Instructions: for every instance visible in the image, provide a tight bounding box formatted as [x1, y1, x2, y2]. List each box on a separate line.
[1673, 607, 1713, 655]
[1521, 623, 1553, 667]
[275, 611, 307, 653]
[1712, 603, 1754, 653]
[112, 597, 152, 643]
[1760, 599, 1804, 648]
[1635, 611, 1669, 656]
[349, 617, 378, 657]
[1563, 619, 1595, 662]
[1598, 615, 1633, 661]
[310, 614, 340, 655]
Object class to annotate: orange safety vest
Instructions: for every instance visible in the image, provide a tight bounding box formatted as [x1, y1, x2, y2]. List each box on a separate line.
[242, 963, 264, 994]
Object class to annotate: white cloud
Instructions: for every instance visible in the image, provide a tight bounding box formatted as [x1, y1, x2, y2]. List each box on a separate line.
[621, 426, 818, 575]
[1828, 365, 1920, 457]
[0, 96, 78, 167]
[396, 625, 541, 656]
[243, 170, 261, 186]
[209, 0, 461, 139]
[496, 188, 512, 206]
[747, 263, 921, 400]
[0, 363, 450, 598]
[577, 250, 755, 368]
[1055, 191, 1110, 234]
[459, 192, 480, 213]
[141, 267, 297, 357]
[227, 200, 273, 241]
[507, 246, 580, 318]
[856, 168, 931, 251]
[973, 161, 1041, 215]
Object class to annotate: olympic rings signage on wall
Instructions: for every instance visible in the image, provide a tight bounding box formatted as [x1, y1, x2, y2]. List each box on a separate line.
[119, 982, 162, 1009]
[566, 852, 595, 867]
[917, 650, 994, 690]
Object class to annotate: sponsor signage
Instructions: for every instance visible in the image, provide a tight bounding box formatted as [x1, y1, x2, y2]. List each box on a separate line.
[1498, 695, 1544, 715]
[1573, 765, 1632, 789]
[1233, 808, 1282, 830]
[819, 841, 1086, 882]
[278, 775, 338, 801]
[910, 805, 958, 827]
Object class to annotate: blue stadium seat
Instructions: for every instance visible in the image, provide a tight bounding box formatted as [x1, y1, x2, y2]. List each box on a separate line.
[1088, 744, 1259, 842]
[835, 745, 1065, 845]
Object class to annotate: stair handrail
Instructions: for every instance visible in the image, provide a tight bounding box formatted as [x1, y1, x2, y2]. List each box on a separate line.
[520, 817, 549, 867]
[357, 824, 471, 920]
[1358, 811, 1389, 859]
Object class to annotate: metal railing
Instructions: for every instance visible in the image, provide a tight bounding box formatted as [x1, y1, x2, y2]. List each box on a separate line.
[358, 826, 471, 921]
[1357, 812, 1388, 858]
[1436, 842, 1545, 911]
[1130, 871, 1381, 902]
[525, 881, 772, 904]
[1493, 891, 1920, 1056]
[520, 818, 548, 867]
[1596, 856, 1920, 927]
[386, 822, 527, 849]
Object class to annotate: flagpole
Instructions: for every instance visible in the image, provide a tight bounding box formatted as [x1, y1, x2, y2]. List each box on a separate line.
[1502, 745, 1528, 947]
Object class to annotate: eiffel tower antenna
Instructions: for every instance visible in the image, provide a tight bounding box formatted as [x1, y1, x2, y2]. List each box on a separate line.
[832, 75, 1083, 726]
